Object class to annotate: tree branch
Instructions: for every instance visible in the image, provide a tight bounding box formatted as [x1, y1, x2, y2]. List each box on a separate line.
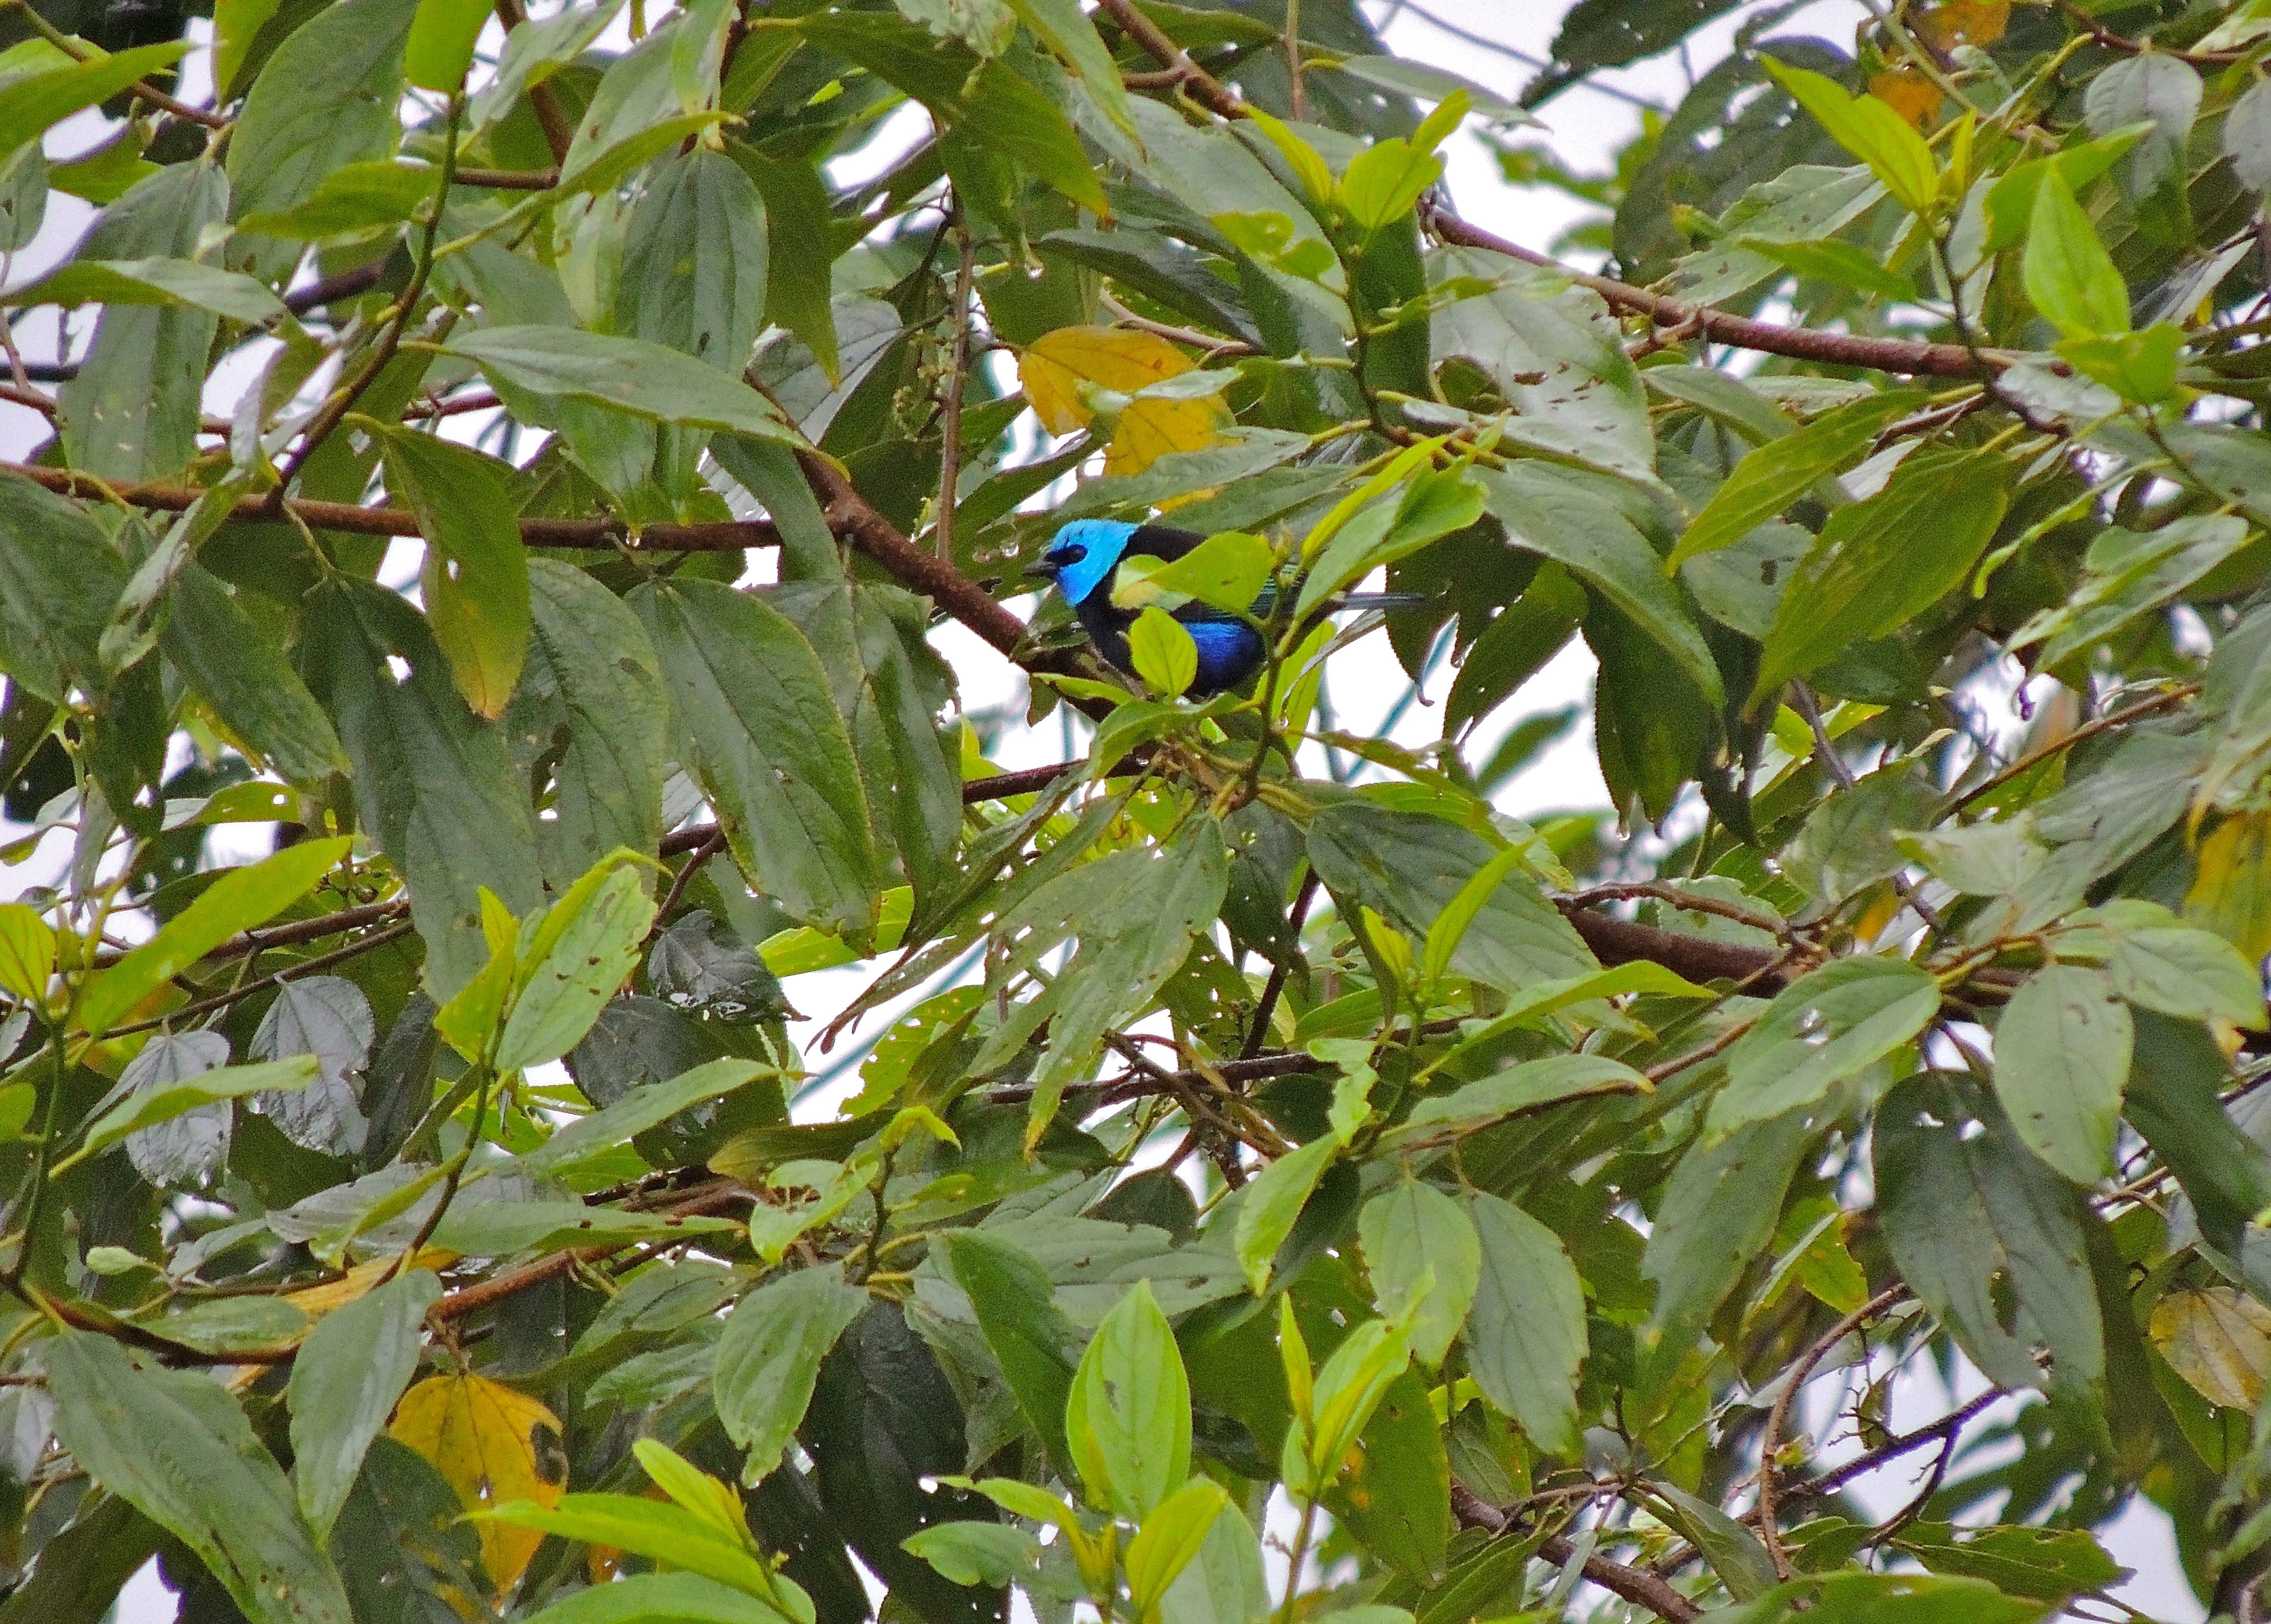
[1756, 1286, 1907, 1577]
[1088, 0, 2017, 384]
[1451, 1485, 1702, 1623]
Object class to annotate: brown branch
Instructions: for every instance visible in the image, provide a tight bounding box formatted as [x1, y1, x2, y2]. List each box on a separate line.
[429, 1182, 753, 1323]
[1092, 0, 2013, 383]
[1243, 866, 1320, 1058]
[1427, 208, 2012, 380]
[1782, 1386, 2000, 1505]
[492, 0, 577, 162]
[2053, 0, 2252, 65]
[449, 165, 561, 191]
[103, 921, 416, 1038]
[799, 450, 1035, 662]
[285, 259, 391, 317]
[0, 460, 779, 551]
[1451, 1486, 1702, 1623]
[1755, 1286, 1906, 1578]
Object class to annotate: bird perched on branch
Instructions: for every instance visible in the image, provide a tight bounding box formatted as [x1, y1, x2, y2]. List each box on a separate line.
[1029, 519, 1425, 698]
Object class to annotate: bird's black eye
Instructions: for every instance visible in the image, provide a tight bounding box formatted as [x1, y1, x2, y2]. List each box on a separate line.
[1053, 543, 1087, 566]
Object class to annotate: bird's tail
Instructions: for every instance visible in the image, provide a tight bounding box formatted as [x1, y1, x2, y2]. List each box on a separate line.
[1334, 592, 1435, 612]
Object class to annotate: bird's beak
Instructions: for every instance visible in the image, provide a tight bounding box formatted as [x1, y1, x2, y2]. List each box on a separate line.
[1024, 558, 1060, 582]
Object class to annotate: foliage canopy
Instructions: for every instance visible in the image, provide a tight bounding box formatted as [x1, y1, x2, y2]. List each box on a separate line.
[2, 0, 2271, 1620]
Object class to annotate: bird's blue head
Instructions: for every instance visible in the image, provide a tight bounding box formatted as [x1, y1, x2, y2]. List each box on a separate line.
[1031, 519, 1136, 607]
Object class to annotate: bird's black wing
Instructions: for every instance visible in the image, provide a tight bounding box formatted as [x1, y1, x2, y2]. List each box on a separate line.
[1126, 525, 1207, 564]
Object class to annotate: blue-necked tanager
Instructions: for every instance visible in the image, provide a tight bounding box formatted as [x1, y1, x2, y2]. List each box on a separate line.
[1029, 519, 1424, 697]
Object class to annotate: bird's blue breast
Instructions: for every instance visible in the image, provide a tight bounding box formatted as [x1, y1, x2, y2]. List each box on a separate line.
[1184, 620, 1265, 696]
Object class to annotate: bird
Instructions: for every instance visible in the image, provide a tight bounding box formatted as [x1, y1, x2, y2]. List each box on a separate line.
[1029, 519, 1426, 698]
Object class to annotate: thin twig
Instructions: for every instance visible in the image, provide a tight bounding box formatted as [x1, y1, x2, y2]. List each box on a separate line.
[1792, 683, 1946, 935]
[1451, 1486, 1701, 1622]
[267, 94, 466, 510]
[102, 921, 416, 1039]
[1243, 867, 1320, 1058]
[933, 202, 976, 563]
[1755, 1286, 1907, 1579]
[1948, 684, 2197, 812]
[492, 0, 577, 161]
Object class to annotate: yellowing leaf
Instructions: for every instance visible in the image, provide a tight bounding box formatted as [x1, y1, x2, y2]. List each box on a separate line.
[1017, 325, 1230, 476]
[2187, 812, 2271, 964]
[286, 1248, 457, 1318]
[1868, 66, 1943, 131]
[2150, 1287, 2271, 1410]
[1919, 0, 2010, 48]
[390, 1372, 567, 1597]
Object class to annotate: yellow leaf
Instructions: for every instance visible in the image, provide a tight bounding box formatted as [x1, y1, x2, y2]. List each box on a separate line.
[1868, 65, 1944, 131]
[2150, 1287, 2271, 1410]
[1919, 0, 2010, 48]
[390, 1372, 567, 1597]
[1105, 396, 1231, 477]
[1017, 324, 1229, 476]
[2187, 812, 2271, 964]
[286, 1249, 457, 1318]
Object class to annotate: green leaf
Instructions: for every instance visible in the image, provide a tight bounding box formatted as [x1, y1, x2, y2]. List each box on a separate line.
[1065, 1278, 1190, 1521]
[519, 1058, 763, 1176]
[1652, 1481, 1779, 1602]
[730, 148, 840, 382]
[1338, 126, 1449, 233]
[1753, 450, 2012, 703]
[163, 564, 348, 784]
[1443, 562, 1586, 737]
[302, 580, 545, 1000]
[449, 327, 798, 440]
[1158, 1501, 1270, 1624]
[233, 159, 430, 239]
[1129, 607, 1199, 698]
[227, 0, 420, 246]
[1761, 57, 1938, 215]
[78, 836, 350, 1035]
[1992, 965, 2130, 1184]
[1358, 1178, 1480, 1367]
[59, 162, 230, 484]
[1004, 0, 1137, 142]
[1709, 958, 1939, 1135]
[2057, 323, 2181, 405]
[1396, 1053, 1653, 1143]
[508, 559, 670, 886]
[1875, 1072, 2101, 1392]
[429, 1201, 738, 1256]
[287, 1268, 443, 1539]
[616, 147, 768, 374]
[496, 858, 658, 1073]
[0, 470, 127, 705]
[1463, 1191, 1586, 1456]
[1980, 125, 2151, 253]
[1235, 1134, 1340, 1295]
[11, 257, 286, 323]
[2083, 51, 2201, 196]
[1126, 1479, 1235, 1622]
[404, 0, 487, 89]
[712, 1267, 868, 1483]
[1739, 236, 1917, 301]
[1644, 1111, 1812, 1344]
[903, 1522, 1042, 1587]
[2126, 1011, 2271, 1258]
[1667, 391, 1918, 570]
[516, 1572, 796, 1624]
[45, 1332, 352, 1624]
[472, 1491, 774, 1597]
[2021, 168, 2129, 339]
[634, 579, 884, 940]
[1482, 463, 1723, 708]
[2108, 925, 2266, 1028]
[1137, 530, 1277, 616]
[65, 1055, 316, 1170]
[941, 1229, 1080, 1480]
[1307, 803, 1596, 995]
[379, 428, 531, 721]
[0, 903, 54, 1004]
[0, 42, 191, 162]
